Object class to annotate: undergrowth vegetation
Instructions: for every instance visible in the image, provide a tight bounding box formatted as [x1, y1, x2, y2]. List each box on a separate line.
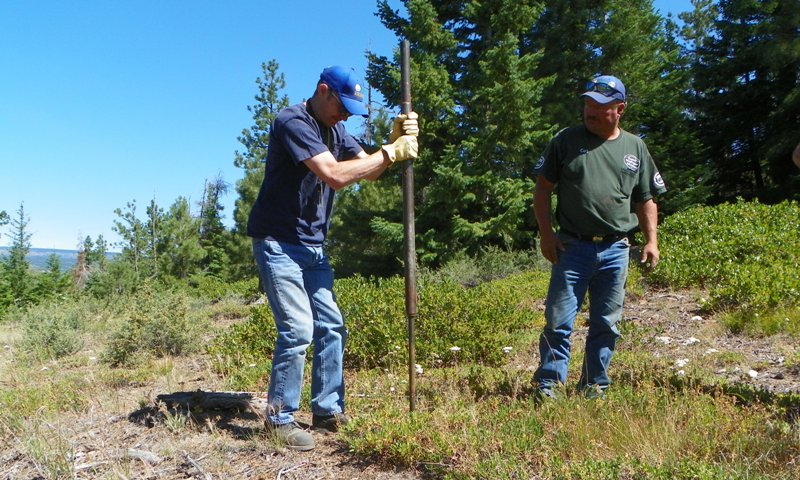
[0, 200, 798, 478]
[651, 199, 800, 314]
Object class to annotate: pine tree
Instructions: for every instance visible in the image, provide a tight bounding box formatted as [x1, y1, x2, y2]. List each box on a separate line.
[33, 254, 69, 300]
[228, 60, 290, 280]
[690, 0, 800, 202]
[158, 197, 204, 280]
[198, 175, 230, 279]
[113, 200, 148, 282]
[3, 203, 33, 307]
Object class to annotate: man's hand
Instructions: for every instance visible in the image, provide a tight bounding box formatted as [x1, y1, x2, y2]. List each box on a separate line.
[382, 135, 418, 163]
[539, 229, 564, 264]
[640, 242, 660, 269]
[389, 112, 419, 142]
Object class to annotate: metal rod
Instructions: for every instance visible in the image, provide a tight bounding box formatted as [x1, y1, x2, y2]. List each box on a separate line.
[400, 39, 417, 412]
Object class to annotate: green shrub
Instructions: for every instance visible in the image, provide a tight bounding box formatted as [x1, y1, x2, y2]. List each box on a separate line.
[421, 245, 547, 287]
[207, 303, 276, 390]
[186, 274, 259, 301]
[208, 271, 549, 377]
[15, 300, 87, 361]
[650, 199, 800, 313]
[103, 284, 207, 366]
[340, 271, 548, 369]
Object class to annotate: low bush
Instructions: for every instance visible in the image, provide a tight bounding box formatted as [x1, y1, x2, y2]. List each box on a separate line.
[103, 283, 208, 366]
[185, 274, 259, 301]
[207, 303, 276, 390]
[15, 299, 89, 361]
[420, 244, 548, 287]
[208, 271, 549, 380]
[650, 199, 800, 314]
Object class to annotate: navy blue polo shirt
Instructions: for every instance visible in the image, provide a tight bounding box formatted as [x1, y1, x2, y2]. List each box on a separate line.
[247, 103, 363, 246]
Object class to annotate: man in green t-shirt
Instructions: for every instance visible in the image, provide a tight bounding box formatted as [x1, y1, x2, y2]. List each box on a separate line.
[532, 74, 666, 400]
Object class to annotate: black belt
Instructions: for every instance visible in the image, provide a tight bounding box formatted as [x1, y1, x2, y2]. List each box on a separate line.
[560, 229, 627, 243]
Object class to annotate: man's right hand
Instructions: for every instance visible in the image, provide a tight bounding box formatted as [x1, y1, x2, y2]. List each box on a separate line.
[382, 135, 418, 163]
[539, 230, 564, 264]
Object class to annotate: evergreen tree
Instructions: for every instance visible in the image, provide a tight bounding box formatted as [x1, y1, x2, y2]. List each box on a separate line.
[113, 200, 148, 282]
[689, 0, 800, 202]
[145, 197, 165, 279]
[83, 234, 109, 271]
[228, 60, 290, 280]
[33, 254, 69, 300]
[360, 0, 552, 268]
[198, 175, 230, 278]
[158, 197, 204, 280]
[2, 203, 33, 307]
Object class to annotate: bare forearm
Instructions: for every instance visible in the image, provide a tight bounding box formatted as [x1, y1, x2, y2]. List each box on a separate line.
[308, 150, 391, 190]
[635, 199, 658, 245]
[533, 188, 554, 235]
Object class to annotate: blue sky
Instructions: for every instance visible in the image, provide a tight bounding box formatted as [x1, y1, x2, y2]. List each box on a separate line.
[1, 0, 692, 250]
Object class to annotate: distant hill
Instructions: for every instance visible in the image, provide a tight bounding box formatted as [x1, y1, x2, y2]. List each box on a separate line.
[0, 247, 118, 272]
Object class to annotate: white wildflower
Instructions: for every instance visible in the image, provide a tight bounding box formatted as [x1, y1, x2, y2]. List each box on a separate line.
[747, 369, 758, 379]
[675, 358, 690, 368]
[690, 315, 703, 322]
[415, 364, 424, 375]
[502, 346, 513, 354]
[450, 346, 461, 352]
[677, 370, 686, 376]
[704, 348, 719, 355]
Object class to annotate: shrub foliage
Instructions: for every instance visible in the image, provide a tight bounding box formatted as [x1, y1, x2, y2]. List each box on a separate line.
[650, 199, 799, 313]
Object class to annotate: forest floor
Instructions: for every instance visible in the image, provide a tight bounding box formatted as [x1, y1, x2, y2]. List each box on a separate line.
[1, 287, 798, 479]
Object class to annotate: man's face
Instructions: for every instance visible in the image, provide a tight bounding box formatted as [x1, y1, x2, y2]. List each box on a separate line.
[583, 97, 625, 137]
[320, 85, 351, 126]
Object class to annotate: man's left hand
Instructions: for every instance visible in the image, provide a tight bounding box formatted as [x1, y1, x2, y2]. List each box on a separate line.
[389, 112, 419, 142]
[640, 242, 660, 269]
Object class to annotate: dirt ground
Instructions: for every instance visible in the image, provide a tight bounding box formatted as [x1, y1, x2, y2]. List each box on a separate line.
[1, 288, 798, 480]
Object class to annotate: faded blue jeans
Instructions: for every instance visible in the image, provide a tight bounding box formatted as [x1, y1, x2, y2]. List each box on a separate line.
[252, 238, 347, 425]
[534, 234, 630, 392]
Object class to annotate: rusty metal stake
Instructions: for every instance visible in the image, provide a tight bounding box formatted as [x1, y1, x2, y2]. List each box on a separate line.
[400, 39, 417, 412]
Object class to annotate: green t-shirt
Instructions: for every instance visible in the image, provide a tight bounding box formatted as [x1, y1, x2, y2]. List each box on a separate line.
[535, 126, 666, 236]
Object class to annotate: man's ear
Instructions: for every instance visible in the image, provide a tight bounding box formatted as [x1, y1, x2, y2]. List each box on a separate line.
[618, 102, 626, 116]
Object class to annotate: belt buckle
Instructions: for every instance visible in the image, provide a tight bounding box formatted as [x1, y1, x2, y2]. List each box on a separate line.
[591, 235, 605, 242]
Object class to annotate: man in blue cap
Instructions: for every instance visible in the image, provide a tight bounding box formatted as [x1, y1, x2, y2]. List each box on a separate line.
[531, 74, 666, 401]
[247, 65, 419, 450]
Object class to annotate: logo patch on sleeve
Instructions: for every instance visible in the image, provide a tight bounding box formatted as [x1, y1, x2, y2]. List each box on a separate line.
[535, 156, 546, 170]
[654, 172, 665, 188]
[623, 154, 640, 173]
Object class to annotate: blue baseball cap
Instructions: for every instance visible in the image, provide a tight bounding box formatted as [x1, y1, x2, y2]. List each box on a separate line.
[319, 66, 369, 117]
[581, 75, 626, 104]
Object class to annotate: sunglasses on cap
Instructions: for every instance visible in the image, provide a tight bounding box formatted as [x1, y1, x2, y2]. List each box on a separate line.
[585, 80, 622, 97]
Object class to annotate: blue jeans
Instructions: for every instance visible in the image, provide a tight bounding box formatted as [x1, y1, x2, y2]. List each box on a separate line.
[252, 238, 347, 425]
[534, 234, 630, 391]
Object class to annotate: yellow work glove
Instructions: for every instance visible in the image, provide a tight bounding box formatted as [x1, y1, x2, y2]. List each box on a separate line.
[382, 135, 418, 163]
[389, 112, 420, 142]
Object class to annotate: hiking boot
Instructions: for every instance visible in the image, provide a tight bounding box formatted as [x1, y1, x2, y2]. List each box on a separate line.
[583, 385, 607, 400]
[312, 412, 350, 433]
[265, 421, 315, 451]
[534, 387, 559, 404]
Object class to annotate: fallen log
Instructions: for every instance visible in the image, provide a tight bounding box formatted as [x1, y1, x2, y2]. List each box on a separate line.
[155, 391, 268, 415]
